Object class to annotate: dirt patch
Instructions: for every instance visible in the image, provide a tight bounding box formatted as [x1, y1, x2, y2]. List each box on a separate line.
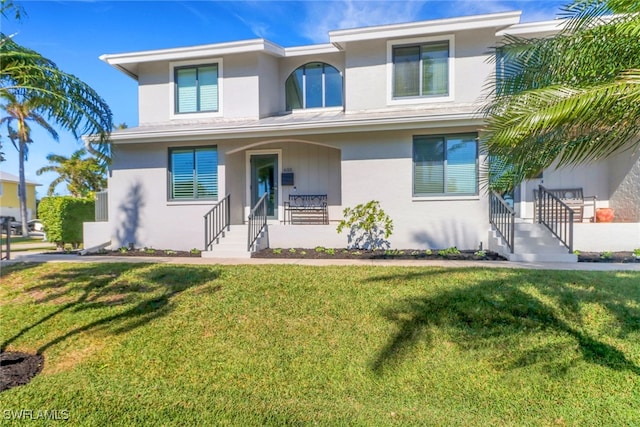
[252, 248, 506, 261]
[0, 351, 44, 392]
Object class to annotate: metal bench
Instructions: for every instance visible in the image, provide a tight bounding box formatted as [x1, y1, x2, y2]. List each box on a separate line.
[533, 187, 596, 223]
[284, 194, 328, 225]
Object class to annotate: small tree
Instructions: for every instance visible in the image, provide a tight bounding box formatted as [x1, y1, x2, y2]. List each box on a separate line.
[337, 200, 394, 250]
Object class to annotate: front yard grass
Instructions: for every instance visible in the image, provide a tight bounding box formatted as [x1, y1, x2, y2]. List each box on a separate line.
[1, 263, 639, 425]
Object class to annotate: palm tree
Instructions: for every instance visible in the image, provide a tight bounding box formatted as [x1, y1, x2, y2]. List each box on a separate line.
[36, 148, 107, 198]
[0, 92, 59, 235]
[482, 0, 640, 190]
[0, 31, 112, 236]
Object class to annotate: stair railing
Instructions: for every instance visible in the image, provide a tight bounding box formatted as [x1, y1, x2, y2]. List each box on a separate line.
[489, 190, 515, 253]
[537, 185, 574, 253]
[247, 193, 268, 252]
[204, 194, 231, 251]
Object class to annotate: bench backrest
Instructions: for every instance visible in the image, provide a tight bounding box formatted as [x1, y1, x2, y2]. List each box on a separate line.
[533, 188, 584, 204]
[288, 194, 327, 207]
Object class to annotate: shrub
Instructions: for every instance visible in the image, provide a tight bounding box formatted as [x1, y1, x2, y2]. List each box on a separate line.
[336, 200, 393, 250]
[38, 196, 94, 248]
[438, 247, 461, 256]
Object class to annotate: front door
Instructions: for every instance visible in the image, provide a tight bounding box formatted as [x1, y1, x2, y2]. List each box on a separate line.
[250, 154, 278, 219]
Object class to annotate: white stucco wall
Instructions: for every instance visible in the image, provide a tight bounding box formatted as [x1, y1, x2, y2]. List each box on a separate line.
[108, 126, 488, 251]
[339, 129, 488, 250]
[343, 28, 496, 112]
[574, 223, 640, 252]
[137, 53, 263, 124]
[109, 142, 228, 251]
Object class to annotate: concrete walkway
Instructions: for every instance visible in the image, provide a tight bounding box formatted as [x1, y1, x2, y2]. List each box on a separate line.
[2, 251, 640, 271]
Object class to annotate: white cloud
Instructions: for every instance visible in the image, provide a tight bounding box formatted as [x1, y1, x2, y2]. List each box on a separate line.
[301, 0, 428, 43]
[300, 0, 565, 43]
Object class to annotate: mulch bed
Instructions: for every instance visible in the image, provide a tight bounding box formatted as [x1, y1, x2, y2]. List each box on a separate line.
[577, 252, 640, 263]
[252, 248, 506, 261]
[40, 249, 202, 257]
[0, 352, 44, 393]
[92, 249, 202, 257]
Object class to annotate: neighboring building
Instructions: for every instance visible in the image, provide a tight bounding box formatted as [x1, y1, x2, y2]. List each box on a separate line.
[86, 11, 639, 260]
[0, 171, 40, 221]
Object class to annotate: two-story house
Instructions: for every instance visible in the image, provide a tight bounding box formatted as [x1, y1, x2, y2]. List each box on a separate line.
[86, 10, 639, 260]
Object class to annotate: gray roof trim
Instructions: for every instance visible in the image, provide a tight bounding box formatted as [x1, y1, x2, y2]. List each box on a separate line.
[110, 108, 485, 144]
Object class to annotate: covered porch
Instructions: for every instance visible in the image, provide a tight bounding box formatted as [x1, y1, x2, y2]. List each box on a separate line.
[222, 138, 342, 226]
[495, 150, 640, 255]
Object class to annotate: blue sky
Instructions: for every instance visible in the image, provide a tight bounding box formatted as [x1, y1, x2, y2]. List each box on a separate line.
[1, 0, 567, 197]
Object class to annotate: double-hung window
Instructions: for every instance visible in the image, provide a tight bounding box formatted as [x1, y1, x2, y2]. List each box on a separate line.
[393, 40, 449, 98]
[175, 64, 219, 113]
[413, 134, 478, 196]
[169, 147, 218, 200]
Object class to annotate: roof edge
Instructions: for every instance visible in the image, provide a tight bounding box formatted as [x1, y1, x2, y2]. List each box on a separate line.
[329, 11, 522, 47]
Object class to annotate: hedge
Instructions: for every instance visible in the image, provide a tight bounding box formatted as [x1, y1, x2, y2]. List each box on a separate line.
[38, 197, 95, 248]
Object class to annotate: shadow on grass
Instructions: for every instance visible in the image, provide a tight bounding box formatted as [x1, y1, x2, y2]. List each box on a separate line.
[1, 263, 221, 354]
[370, 269, 640, 376]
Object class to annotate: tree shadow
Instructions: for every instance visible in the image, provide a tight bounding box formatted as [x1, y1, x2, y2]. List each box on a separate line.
[369, 269, 640, 376]
[115, 181, 144, 249]
[0, 262, 43, 278]
[1, 263, 221, 354]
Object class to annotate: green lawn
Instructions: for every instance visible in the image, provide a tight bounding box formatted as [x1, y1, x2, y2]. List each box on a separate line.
[1, 263, 639, 425]
[0, 235, 47, 245]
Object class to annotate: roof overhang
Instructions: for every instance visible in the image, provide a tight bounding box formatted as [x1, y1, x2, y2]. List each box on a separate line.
[100, 38, 286, 80]
[329, 11, 522, 49]
[109, 111, 485, 144]
[496, 19, 566, 37]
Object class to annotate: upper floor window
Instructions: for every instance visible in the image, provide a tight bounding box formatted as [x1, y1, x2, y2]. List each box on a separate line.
[175, 64, 219, 114]
[413, 133, 478, 196]
[393, 40, 449, 99]
[285, 62, 343, 111]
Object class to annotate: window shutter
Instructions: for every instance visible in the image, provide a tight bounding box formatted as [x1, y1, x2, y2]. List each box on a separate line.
[195, 148, 218, 198]
[422, 41, 449, 96]
[445, 137, 477, 194]
[413, 137, 444, 194]
[393, 46, 420, 97]
[198, 65, 218, 112]
[171, 149, 195, 199]
[176, 68, 197, 113]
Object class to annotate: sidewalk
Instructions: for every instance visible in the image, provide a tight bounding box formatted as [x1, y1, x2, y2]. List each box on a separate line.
[3, 251, 640, 271]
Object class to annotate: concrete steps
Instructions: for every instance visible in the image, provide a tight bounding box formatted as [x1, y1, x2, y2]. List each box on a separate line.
[489, 222, 577, 263]
[202, 225, 252, 259]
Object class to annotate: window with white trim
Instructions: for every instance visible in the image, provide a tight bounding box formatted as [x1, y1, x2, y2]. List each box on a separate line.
[393, 40, 449, 99]
[175, 64, 219, 114]
[169, 146, 218, 200]
[413, 134, 478, 196]
[285, 62, 343, 110]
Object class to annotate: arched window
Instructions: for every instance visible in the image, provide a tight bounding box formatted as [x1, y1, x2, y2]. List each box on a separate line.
[285, 62, 343, 110]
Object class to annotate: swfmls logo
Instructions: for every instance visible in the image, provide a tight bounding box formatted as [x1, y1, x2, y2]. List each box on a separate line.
[3, 409, 70, 420]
